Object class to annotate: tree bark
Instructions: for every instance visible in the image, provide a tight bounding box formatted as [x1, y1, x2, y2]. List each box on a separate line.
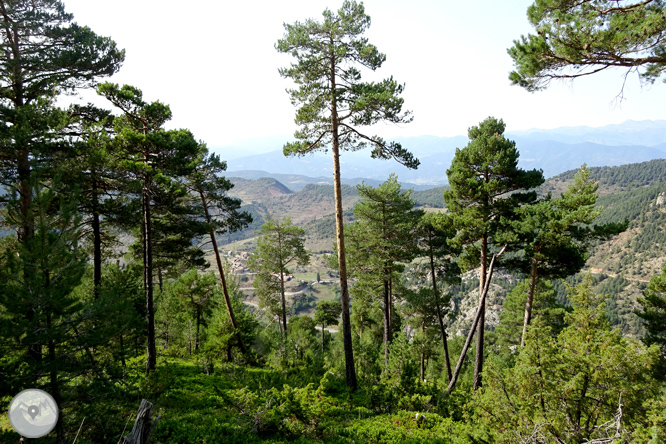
[521, 256, 539, 347]
[473, 234, 488, 390]
[120, 333, 126, 368]
[447, 246, 505, 393]
[91, 173, 102, 300]
[45, 267, 63, 443]
[122, 399, 160, 444]
[429, 238, 452, 382]
[420, 321, 426, 381]
[280, 270, 287, 337]
[330, 38, 357, 390]
[143, 174, 156, 374]
[200, 192, 247, 355]
[383, 273, 390, 367]
[195, 310, 201, 352]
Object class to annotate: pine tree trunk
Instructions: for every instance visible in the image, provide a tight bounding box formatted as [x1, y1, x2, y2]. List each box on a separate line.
[19, 152, 42, 363]
[430, 240, 452, 382]
[195, 310, 201, 352]
[473, 234, 488, 390]
[122, 399, 160, 444]
[200, 192, 247, 355]
[521, 257, 539, 347]
[120, 333, 126, 368]
[143, 176, 156, 374]
[420, 322, 426, 381]
[91, 174, 102, 300]
[447, 246, 505, 393]
[331, 42, 357, 390]
[157, 268, 163, 292]
[388, 273, 393, 340]
[280, 271, 287, 337]
[383, 273, 390, 367]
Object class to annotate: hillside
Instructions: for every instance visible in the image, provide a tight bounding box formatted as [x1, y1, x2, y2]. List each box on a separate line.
[541, 160, 666, 282]
[227, 170, 434, 192]
[541, 158, 666, 197]
[221, 178, 361, 247]
[217, 159, 666, 338]
[223, 177, 449, 245]
[526, 159, 666, 335]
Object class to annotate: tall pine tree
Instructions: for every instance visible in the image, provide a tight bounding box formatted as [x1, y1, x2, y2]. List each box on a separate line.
[276, 0, 417, 389]
[98, 83, 203, 373]
[444, 117, 543, 390]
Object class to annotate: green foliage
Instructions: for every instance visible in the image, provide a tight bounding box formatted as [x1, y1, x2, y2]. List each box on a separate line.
[0, 182, 87, 388]
[444, 116, 544, 389]
[315, 300, 342, 352]
[287, 315, 319, 365]
[248, 216, 310, 335]
[276, 0, 417, 168]
[495, 279, 566, 348]
[346, 410, 482, 444]
[168, 269, 217, 353]
[186, 148, 253, 238]
[206, 286, 258, 365]
[508, 0, 666, 91]
[0, 0, 124, 209]
[444, 116, 544, 272]
[550, 159, 666, 191]
[637, 263, 666, 377]
[346, 174, 423, 363]
[474, 277, 661, 443]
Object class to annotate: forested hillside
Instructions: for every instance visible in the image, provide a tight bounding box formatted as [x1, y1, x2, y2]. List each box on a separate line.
[1, 1, 665, 444]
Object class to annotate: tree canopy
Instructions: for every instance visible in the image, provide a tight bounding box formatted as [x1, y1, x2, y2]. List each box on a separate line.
[508, 0, 666, 92]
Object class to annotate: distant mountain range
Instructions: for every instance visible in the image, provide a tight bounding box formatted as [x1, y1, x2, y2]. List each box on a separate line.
[218, 120, 666, 185]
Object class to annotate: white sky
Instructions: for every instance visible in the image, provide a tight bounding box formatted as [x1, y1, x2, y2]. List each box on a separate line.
[62, 0, 666, 150]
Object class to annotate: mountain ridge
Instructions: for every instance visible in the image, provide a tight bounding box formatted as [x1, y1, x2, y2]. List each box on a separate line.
[221, 120, 666, 185]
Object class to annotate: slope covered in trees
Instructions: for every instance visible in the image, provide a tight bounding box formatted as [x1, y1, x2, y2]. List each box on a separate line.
[1, 0, 665, 443]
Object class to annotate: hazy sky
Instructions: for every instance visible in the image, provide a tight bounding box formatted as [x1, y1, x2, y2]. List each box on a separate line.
[62, 0, 666, 150]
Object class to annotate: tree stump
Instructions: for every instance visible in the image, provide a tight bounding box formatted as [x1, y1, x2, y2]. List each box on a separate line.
[122, 399, 160, 444]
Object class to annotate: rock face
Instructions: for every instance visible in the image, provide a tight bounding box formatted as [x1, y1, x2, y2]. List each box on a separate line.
[450, 269, 512, 337]
[656, 192, 665, 207]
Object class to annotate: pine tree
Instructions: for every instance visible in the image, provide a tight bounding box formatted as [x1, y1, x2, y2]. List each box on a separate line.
[247, 216, 310, 336]
[98, 83, 203, 373]
[314, 300, 342, 353]
[170, 269, 217, 354]
[508, 0, 666, 92]
[505, 165, 627, 347]
[444, 117, 544, 390]
[346, 174, 422, 366]
[0, 181, 86, 440]
[474, 277, 661, 443]
[415, 212, 460, 382]
[637, 263, 666, 377]
[495, 279, 565, 349]
[185, 148, 252, 356]
[0, 0, 123, 248]
[277, 0, 417, 389]
[58, 105, 119, 299]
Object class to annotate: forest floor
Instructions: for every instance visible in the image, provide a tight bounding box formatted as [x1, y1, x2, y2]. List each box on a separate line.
[1, 356, 480, 443]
